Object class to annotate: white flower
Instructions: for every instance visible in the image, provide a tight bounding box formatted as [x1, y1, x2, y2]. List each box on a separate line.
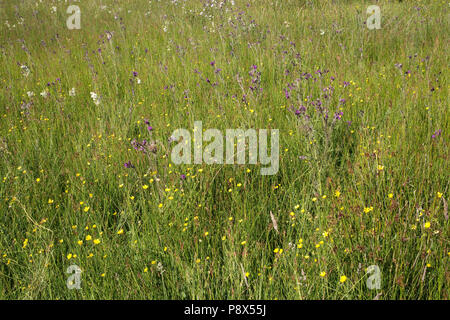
[51, 6, 57, 13]
[320, 29, 325, 35]
[27, 91, 35, 98]
[40, 90, 48, 98]
[20, 65, 30, 77]
[90, 92, 100, 105]
[136, 78, 141, 84]
[69, 87, 76, 97]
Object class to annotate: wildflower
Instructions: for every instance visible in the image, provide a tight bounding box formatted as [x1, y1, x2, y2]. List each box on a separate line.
[339, 275, 347, 283]
[67, 253, 73, 260]
[85, 235, 92, 241]
[320, 271, 326, 277]
[22, 238, 28, 248]
[20, 65, 30, 77]
[69, 88, 76, 97]
[142, 185, 149, 190]
[27, 91, 35, 98]
[377, 165, 384, 171]
[48, 199, 54, 204]
[117, 229, 124, 235]
[431, 130, 442, 139]
[83, 206, 90, 212]
[90, 92, 101, 105]
[437, 192, 443, 198]
[77, 240, 83, 246]
[388, 193, 393, 199]
[424, 222, 431, 229]
[93, 239, 101, 245]
[363, 206, 374, 213]
[334, 190, 341, 198]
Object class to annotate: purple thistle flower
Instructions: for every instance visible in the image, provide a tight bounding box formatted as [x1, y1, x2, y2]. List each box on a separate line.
[431, 129, 441, 139]
[124, 161, 135, 169]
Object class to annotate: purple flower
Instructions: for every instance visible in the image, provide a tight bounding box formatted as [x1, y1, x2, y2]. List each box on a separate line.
[431, 129, 441, 139]
[124, 161, 135, 169]
[180, 174, 186, 180]
[147, 126, 153, 132]
[133, 71, 138, 77]
[334, 111, 343, 120]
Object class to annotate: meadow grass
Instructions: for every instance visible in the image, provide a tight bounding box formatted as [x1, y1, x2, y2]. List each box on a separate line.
[0, 0, 448, 299]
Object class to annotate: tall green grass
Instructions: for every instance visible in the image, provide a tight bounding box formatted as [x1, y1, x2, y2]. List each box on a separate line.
[0, 0, 448, 299]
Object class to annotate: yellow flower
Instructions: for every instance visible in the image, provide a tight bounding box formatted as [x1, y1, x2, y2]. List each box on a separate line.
[85, 235, 92, 241]
[144, 267, 148, 273]
[22, 238, 28, 248]
[320, 271, 326, 277]
[101, 273, 105, 277]
[339, 275, 347, 283]
[388, 193, 393, 199]
[158, 203, 163, 208]
[424, 221, 431, 229]
[67, 253, 73, 260]
[117, 229, 124, 235]
[83, 206, 90, 212]
[437, 192, 443, 198]
[48, 199, 54, 204]
[77, 240, 83, 246]
[241, 241, 247, 245]
[273, 248, 279, 253]
[142, 185, 149, 189]
[377, 165, 384, 171]
[93, 239, 101, 244]
[312, 197, 317, 202]
[334, 190, 341, 198]
[364, 206, 374, 213]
